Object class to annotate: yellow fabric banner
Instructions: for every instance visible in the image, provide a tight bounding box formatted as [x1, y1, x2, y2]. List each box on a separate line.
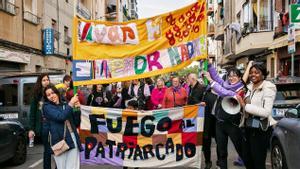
[73, 0, 207, 60]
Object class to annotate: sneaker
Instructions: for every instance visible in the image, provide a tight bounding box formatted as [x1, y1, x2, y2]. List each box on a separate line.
[204, 161, 212, 169]
[233, 157, 244, 166]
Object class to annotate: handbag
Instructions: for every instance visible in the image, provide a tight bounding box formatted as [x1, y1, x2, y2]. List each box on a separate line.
[49, 121, 70, 156]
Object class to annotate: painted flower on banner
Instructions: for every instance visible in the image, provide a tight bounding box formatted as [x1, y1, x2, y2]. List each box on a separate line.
[78, 21, 140, 45]
[164, 1, 205, 46]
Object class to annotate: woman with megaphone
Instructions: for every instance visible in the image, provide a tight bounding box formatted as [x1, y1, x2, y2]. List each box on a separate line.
[236, 63, 277, 169]
[204, 62, 248, 169]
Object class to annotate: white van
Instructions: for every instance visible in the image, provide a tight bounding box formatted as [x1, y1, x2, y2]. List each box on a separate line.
[0, 73, 65, 128]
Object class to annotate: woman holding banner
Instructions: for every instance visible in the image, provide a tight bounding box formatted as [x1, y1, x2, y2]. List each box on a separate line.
[162, 77, 188, 108]
[43, 85, 82, 169]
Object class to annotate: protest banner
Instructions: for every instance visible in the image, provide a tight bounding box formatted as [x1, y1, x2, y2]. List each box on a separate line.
[79, 104, 205, 168]
[72, 0, 207, 86]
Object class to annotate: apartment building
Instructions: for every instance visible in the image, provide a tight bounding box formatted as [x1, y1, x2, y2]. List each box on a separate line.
[209, 0, 300, 78]
[0, 0, 139, 75]
[271, 0, 300, 77]
[0, 0, 44, 74]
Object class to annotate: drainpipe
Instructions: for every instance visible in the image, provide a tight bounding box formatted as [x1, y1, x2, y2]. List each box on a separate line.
[56, 0, 60, 54]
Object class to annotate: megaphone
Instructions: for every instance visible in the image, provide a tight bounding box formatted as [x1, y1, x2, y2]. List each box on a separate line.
[221, 96, 241, 115]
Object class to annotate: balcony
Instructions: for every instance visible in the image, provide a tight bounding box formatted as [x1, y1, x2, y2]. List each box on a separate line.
[234, 31, 274, 58]
[53, 30, 60, 40]
[77, 2, 91, 20]
[130, 10, 138, 19]
[0, 0, 18, 15]
[214, 21, 224, 40]
[23, 11, 41, 25]
[64, 35, 71, 45]
[105, 12, 117, 21]
[207, 24, 215, 37]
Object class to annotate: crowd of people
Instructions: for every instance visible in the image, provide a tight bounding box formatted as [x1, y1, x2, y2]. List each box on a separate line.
[28, 60, 277, 169]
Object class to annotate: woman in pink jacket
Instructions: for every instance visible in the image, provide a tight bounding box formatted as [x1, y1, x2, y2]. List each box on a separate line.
[151, 78, 167, 109]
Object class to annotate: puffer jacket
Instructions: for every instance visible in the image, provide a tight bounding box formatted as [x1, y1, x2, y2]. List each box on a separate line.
[244, 80, 277, 126]
[43, 101, 83, 153]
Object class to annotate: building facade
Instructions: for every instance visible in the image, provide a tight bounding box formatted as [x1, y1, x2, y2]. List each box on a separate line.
[207, 0, 300, 78]
[0, 0, 138, 76]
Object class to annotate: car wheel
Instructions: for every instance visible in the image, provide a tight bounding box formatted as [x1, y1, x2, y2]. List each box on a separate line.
[271, 139, 287, 169]
[9, 135, 27, 165]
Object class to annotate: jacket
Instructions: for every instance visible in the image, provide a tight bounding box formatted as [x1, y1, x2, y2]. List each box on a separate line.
[29, 96, 43, 136]
[151, 87, 167, 109]
[43, 101, 83, 153]
[244, 80, 277, 126]
[188, 81, 205, 105]
[208, 64, 244, 97]
[87, 90, 113, 107]
[162, 87, 187, 108]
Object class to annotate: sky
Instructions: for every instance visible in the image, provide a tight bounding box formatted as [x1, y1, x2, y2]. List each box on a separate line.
[137, 0, 197, 19]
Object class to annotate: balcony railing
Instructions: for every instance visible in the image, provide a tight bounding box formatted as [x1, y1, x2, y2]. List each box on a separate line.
[77, 2, 91, 20]
[0, 0, 18, 15]
[130, 10, 138, 19]
[23, 11, 41, 25]
[53, 29, 60, 40]
[105, 12, 117, 21]
[241, 20, 273, 37]
[64, 35, 71, 45]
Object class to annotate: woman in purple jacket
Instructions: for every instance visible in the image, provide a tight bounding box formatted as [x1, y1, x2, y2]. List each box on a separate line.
[204, 64, 249, 169]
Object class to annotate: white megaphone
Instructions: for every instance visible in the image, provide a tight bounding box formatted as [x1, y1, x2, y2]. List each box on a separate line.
[221, 96, 241, 115]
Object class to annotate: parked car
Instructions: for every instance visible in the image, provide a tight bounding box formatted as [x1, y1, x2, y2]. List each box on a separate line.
[0, 117, 27, 165]
[271, 104, 300, 169]
[0, 72, 65, 128]
[271, 77, 300, 120]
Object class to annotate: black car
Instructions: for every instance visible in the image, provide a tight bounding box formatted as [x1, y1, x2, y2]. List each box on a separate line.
[0, 117, 27, 165]
[271, 104, 300, 169]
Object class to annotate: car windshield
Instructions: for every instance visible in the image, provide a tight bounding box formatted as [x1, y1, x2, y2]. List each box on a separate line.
[276, 83, 300, 100]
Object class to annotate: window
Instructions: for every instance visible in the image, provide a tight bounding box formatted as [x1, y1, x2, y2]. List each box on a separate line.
[64, 26, 69, 37]
[0, 84, 18, 106]
[51, 19, 57, 30]
[23, 83, 34, 105]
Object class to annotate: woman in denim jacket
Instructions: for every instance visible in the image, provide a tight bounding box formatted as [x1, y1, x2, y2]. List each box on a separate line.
[43, 85, 83, 169]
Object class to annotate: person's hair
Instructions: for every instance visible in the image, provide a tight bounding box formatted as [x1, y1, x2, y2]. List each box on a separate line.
[227, 67, 242, 78]
[127, 100, 138, 109]
[63, 75, 72, 82]
[33, 73, 49, 100]
[69, 80, 74, 90]
[145, 78, 153, 85]
[92, 84, 103, 94]
[43, 84, 61, 103]
[250, 64, 269, 80]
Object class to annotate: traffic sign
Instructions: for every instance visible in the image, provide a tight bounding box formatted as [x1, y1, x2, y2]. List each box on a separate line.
[290, 4, 300, 23]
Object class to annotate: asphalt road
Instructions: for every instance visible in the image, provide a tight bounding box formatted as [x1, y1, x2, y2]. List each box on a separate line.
[1, 140, 271, 169]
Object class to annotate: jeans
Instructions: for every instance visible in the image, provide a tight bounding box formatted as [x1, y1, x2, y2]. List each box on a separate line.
[41, 123, 52, 169]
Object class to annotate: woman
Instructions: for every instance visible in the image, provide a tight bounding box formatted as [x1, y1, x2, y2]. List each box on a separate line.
[87, 84, 113, 107]
[151, 78, 167, 109]
[204, 64, 246, 169]
[28, 73, 52, 169]
[65, 80, 86, 128]
[162, 77, 187, 108]
[43, 85, 82, 169]
[237, 64, 277, 169]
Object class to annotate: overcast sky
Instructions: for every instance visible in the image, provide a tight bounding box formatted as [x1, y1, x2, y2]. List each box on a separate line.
[137, 0, 197, 19]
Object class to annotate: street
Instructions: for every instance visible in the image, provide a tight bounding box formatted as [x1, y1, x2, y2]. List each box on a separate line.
[1, 140, 271, 169]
